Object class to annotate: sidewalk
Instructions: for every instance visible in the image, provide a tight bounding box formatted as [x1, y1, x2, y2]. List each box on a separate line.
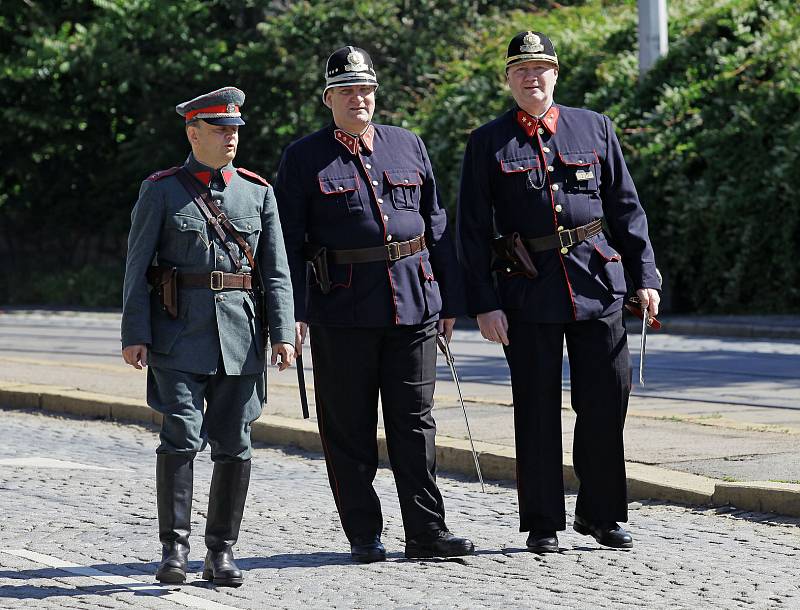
[1, 357, 798, 517]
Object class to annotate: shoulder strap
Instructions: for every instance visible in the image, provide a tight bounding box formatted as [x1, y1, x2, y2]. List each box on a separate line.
[236, 167, 270, 186]
[175, 168, 259, 276]
[146, 166, 181, 181]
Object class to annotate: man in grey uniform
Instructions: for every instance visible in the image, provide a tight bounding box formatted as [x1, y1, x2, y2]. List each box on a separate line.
[121, 86, 295, 586]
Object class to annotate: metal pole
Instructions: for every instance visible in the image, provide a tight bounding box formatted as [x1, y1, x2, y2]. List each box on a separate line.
[638, 0, 668, 78]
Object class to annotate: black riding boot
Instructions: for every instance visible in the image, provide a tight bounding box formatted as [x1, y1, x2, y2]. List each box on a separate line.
[203, 460, 251, 587]
[155, 453, 194, 584]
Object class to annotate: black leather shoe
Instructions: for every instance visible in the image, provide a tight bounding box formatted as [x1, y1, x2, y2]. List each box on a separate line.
[350, 535, 386, 563]
[526, 530, 559, 553]
[573, 515, 633, 549]
[405, 530, 475, 559]
[202, 548, 243, 587]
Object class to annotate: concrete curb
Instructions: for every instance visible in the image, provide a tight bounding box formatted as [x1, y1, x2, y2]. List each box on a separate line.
[660, 318, 800, 340]
[2, 382, 798, 518]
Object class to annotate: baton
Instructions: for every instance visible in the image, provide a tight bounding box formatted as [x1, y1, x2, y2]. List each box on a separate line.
[639, 309, 648, 386]
[296, 354, 310, 419]
[436, 332, 485, 492]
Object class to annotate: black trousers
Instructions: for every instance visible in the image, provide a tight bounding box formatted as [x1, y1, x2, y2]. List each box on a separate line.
[504, 309, 631, 532]
[309, 322, 446, 542]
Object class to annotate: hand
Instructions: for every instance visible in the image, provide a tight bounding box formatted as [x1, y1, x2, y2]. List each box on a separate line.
[294, 321, 308, 357]
[271, 342, 296, 371]
[476, 309, 509, 346]
[122, 344, 148, 370]
[636, 288, 661, 318]
[437, 317, 456, 343]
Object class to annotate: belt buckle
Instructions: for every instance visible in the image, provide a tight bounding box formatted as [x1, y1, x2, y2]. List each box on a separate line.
[210, 271, 224, 291]
[387, 242, 401, 261]
[558, 228, 575, 250]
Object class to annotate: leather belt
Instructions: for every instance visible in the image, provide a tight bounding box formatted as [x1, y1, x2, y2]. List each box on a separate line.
[327, 235, 426, 265]
[178, 271, 252, 291]
[524, 219, 603, 252]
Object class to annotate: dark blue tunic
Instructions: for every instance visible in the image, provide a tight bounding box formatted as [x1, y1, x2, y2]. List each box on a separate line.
[457, 104, 660, 323]
[275, 123, 463, 326]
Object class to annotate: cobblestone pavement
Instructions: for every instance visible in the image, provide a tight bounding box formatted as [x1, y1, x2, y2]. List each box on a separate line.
[0, 409, 798, 609]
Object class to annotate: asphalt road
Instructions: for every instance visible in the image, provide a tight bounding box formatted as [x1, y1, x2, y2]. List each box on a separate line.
[1, 409, 798, 609]
[2, 310, 799, 411]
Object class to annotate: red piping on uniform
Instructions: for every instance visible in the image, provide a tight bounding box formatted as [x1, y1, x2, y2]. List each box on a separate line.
[330, 264, 353, 289]
[536, 128, 577, 320]
[357, 150, 400, 324]
[315, 391, 345, 521]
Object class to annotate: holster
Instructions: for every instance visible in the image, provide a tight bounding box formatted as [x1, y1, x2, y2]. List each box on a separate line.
[146, 266, 179, 319]
[492, 233, 539, 279]
[303, 243, 331, 295]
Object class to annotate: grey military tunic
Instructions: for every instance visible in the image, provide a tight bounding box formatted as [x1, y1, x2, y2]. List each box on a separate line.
[121, 153, 294, 459]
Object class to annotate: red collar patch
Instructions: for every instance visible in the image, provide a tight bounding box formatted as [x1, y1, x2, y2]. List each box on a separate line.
[192, 169, 235, 187]
[516, 106, 559, 137]
[334, 124, 375, 155]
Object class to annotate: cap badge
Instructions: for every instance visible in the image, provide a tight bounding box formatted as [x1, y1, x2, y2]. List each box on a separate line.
[520, 32, 544, 53]
[345, 51, 369, 72]
[226, 103, 236, 113]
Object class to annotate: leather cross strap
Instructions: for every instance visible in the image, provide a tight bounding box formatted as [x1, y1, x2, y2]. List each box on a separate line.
[327, 235, 426, 264]
[524, 219, 603, 252]
[175, 168, 259, 277]
[179, 271, 252, 291]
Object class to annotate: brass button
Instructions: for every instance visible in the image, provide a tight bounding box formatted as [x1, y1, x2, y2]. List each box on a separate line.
[383, 214, 389, 221]
[537, 128, 544, 135]
[560, 247, 568, 254]
[372, 180, 379, 186]
[365, 163, 372, 169]
[338, 186, 344, 191]
[506, 267, 512, 272]
[551, 184, 559, 191]
[518, 166, 524, 171]
[404, 178, 409, 183]
[557, 225, 564, 231]
[386, 234, 393, 242]
[246, 223, 252, 230]
[555, 205, 563, 212]
[542, 146, 551, 153]
[215, 294, 225, 302]
[377, 198, 384, 204]
[217, 255, 225, 262]
[547, 165, 554, 172]
[181, 222, 187, 229]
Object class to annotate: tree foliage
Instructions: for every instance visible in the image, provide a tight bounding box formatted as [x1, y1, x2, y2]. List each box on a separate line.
[0, 0, 797, 312]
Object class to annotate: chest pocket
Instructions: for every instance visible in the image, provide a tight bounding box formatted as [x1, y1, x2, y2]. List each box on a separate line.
[385, 169, 422, 211]
[163, 213, 209, 264]
[559, 151, 599, 193]
[318, 174, 364, 217]
[499, 156, 542, 194]
[229, 215, 261, 260]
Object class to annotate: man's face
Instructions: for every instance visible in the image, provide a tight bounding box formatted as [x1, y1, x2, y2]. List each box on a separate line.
[325, 85, 376, 131]
[506, 60, 558, 112]
[187, 121, 239, 167]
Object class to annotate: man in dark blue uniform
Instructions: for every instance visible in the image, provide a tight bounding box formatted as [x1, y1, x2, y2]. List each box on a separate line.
[457, 32, 661, 552]
[275, 46, 474, 562]
[122, 87, 295, 585]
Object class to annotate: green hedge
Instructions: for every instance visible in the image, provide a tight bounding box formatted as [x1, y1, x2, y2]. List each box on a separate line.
[1, 0, 797, 312]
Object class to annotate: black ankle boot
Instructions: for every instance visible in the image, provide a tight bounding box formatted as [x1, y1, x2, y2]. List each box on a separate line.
[202, 460, 251, 587]
[155, 453, 194, 584]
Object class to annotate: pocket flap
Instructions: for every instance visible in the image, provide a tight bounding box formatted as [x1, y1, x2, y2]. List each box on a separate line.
[500, 157, 539, 173]
[170, 214, 206, 233]
[318, 174, 360, 195]
[229, 215, 260, 234]
[559, 151, 597, 167]
[594, 241, 622, 263]
[384, 169, 422, 187]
